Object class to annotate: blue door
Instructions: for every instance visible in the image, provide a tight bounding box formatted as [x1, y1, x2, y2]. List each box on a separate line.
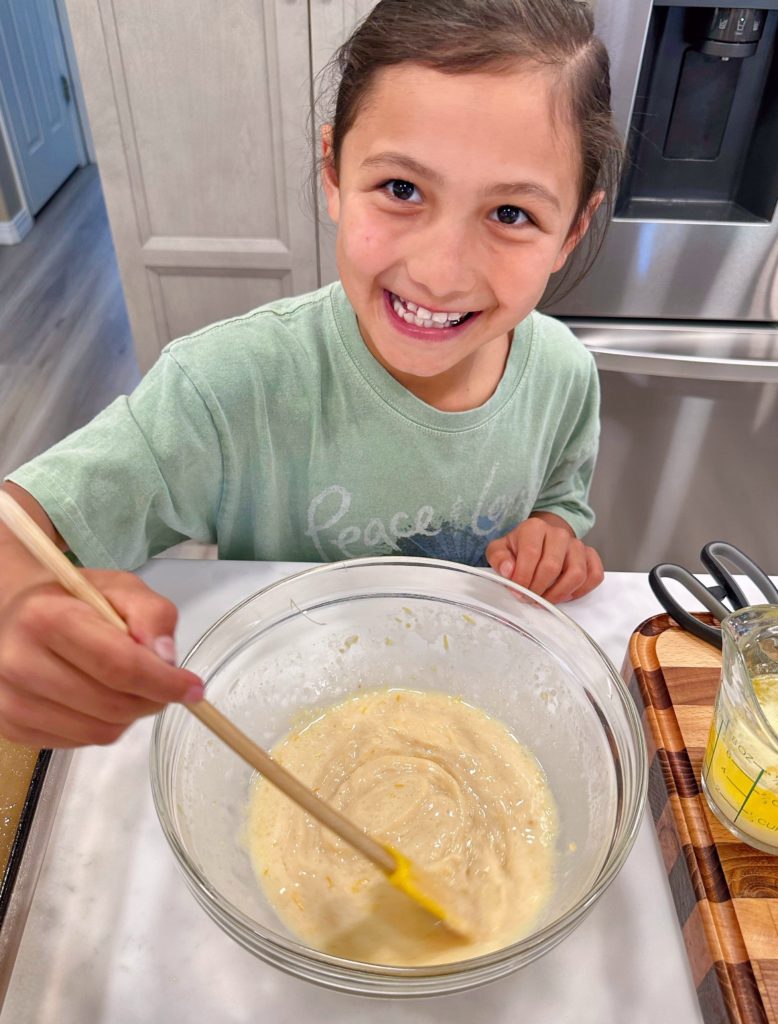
[0, 0, 82, 214]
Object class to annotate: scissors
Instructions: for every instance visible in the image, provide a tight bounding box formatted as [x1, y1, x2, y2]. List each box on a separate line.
[649, 541, 778, 649]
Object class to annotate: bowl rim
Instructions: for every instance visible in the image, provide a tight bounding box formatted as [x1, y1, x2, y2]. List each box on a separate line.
[150, 555, 648, 978]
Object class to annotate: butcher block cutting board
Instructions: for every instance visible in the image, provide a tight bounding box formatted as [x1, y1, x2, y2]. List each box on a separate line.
[624, 612, 778, 1024]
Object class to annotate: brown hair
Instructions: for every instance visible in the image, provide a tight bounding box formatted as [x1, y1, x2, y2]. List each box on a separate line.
[317, 0, 622, 301]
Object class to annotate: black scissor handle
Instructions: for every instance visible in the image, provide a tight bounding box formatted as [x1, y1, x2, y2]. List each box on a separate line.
[648, 563, 727, 649]
[701, 541, 778, 608]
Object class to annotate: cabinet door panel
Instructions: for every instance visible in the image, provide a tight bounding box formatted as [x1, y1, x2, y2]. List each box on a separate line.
[310, 0, 375, 287]
[65, 0, 316, 371]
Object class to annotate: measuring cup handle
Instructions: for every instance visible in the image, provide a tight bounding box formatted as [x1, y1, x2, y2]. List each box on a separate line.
[649, 564, 724, 649]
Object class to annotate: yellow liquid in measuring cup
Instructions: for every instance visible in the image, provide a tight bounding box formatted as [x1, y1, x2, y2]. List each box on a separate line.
[703, 675, 778, 850]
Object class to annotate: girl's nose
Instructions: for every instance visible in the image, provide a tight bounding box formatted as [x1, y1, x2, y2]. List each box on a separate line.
[403, 220, 478, 306]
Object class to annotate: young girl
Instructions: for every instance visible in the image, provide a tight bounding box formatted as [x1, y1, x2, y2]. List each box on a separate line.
[0, 0, 621, 748]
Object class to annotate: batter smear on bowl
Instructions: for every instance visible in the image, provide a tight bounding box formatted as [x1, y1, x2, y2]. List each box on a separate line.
[248, 689, 558, 965]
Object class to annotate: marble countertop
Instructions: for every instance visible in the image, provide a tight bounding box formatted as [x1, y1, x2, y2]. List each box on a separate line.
[0, 561, 713, 1024]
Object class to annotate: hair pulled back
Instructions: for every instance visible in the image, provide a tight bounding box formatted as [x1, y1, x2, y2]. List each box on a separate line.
[318, 0, 623, 299]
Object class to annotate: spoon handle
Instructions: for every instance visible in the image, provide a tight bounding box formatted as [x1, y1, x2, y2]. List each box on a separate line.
[186, 700, 395, 871]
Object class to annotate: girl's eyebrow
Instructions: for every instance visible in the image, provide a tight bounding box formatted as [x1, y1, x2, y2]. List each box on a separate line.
[362, 152, 446, 184]
[361, 151, 561, 211]
[482, 179, 561, 211]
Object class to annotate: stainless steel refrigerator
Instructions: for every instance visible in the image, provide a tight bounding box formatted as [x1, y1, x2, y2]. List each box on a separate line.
[546, 1, 778, 572]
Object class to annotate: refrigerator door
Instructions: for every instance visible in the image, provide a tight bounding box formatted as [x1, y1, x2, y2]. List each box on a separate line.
[552, 1, 778, 324]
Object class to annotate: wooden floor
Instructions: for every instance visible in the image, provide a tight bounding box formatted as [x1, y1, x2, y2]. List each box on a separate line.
[0, 165, 141, 481]
[0, 167, 215, 559]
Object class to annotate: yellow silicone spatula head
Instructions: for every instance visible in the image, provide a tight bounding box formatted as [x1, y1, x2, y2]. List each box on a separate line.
[384, 846, 472, 938]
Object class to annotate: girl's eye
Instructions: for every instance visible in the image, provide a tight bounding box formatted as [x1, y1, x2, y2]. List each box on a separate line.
[382, 179, 421, 203]
[491, 205, 530, 227]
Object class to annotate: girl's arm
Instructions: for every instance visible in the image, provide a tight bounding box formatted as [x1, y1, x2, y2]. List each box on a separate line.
[0, 483, 67, 604]
[0, 481, 68, 550]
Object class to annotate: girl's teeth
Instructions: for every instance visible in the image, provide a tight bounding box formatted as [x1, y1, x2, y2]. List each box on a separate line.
[390, 293, 469, 328]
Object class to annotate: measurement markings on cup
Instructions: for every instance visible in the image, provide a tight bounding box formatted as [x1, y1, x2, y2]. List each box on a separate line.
[704, 713, 772, 823]
[733, 768, 767, 823]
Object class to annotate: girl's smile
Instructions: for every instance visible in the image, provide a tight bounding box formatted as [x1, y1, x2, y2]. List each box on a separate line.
[383, 289, 482, 341]
[323, 63, 591, 411]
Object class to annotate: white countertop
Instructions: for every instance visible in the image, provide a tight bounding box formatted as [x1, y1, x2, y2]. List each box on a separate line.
[1, 562, 708, 1024]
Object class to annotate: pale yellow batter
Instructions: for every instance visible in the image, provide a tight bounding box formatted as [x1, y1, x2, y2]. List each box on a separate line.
[247, 689, 558, 966]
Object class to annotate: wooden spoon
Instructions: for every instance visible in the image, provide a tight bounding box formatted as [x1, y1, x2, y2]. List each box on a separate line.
[0, 491, 470, 938]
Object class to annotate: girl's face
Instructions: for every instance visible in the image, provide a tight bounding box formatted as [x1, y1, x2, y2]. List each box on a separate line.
[323, 64, 593, 407]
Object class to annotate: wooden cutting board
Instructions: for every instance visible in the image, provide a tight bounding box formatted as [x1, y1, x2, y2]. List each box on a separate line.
[624, 612, 778, 1024]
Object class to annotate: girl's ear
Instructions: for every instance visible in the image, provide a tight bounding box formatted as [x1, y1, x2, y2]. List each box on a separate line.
[321, 125, 341, 223]
[551, 190, 605, 273]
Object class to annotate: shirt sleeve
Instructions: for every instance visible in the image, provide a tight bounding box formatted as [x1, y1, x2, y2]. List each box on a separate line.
[5, 350, 224, 569]
[531, 352, 600, 538]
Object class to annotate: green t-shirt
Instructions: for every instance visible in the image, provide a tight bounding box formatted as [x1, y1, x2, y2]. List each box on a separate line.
[7, 283, 600, 569]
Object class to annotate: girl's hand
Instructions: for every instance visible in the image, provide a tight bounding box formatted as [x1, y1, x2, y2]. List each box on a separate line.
[0, 569, 204, 749]
[485, 512, 604, 604]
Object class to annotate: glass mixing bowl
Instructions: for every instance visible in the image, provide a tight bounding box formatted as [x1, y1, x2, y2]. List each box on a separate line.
[150, 557, 646, 997]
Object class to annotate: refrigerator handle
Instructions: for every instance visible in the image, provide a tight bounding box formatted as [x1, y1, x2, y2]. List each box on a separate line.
[564, 320, 778, 383]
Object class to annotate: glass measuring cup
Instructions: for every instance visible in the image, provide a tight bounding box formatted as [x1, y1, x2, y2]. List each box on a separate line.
[702, 605, 778, 853]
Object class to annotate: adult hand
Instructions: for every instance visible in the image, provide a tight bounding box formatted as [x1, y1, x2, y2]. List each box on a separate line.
[485, 512, 604, 604]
